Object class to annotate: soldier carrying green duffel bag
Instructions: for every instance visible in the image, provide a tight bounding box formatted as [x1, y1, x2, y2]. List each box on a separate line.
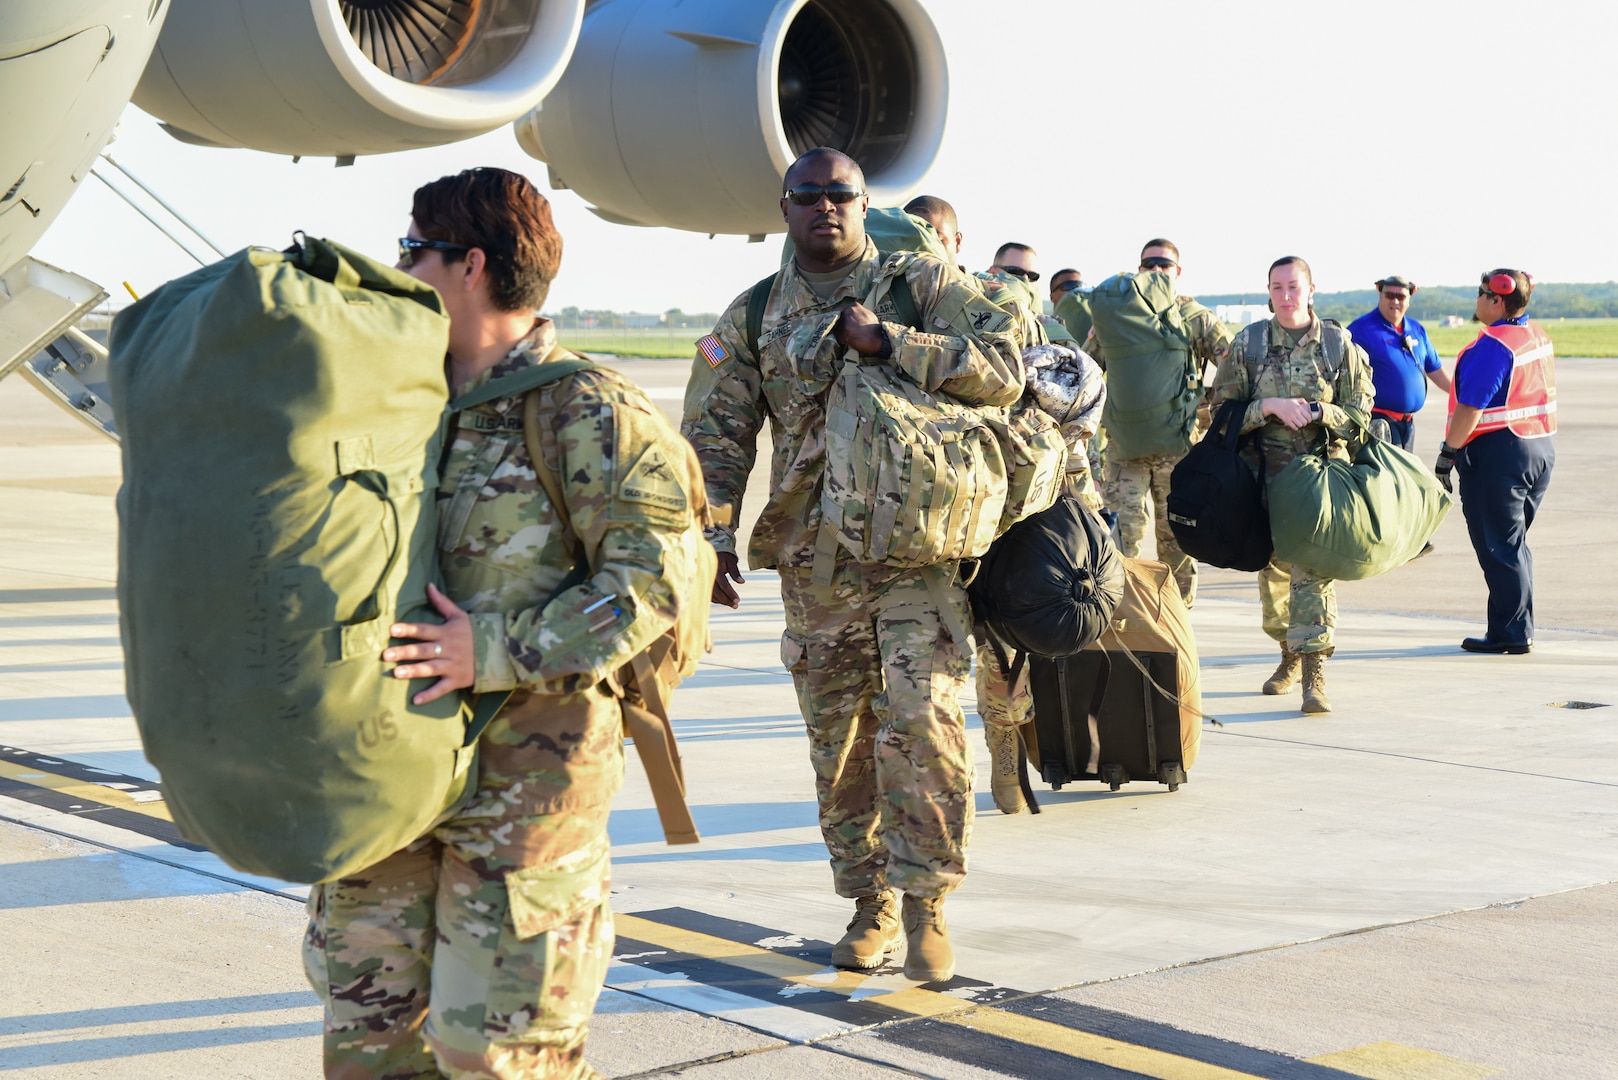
[1210, 255, 1377, 715]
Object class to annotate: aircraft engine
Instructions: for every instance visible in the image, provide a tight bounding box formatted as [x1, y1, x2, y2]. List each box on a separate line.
[515, 0, 948, 236]
[133, 0, 585, 156]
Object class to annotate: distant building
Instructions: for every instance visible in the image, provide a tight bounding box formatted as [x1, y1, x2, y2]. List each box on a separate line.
[1215, 304, 1270, 326]
[622, 313, 664, 329]
[1441, 315, 1465, 328]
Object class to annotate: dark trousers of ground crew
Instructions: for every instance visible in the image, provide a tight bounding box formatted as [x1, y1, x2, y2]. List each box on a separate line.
[1456, 429, 1555, 645]
[778, 558, 975, 901]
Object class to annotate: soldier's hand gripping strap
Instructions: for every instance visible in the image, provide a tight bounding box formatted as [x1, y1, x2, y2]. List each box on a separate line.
[519, 363, 700, 845]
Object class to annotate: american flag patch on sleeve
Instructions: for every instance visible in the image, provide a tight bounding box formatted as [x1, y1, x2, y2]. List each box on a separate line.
[698, 334, 730, 368]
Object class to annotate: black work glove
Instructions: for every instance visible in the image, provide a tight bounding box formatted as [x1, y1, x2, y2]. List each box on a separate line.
[1433, 442, 1457, 494]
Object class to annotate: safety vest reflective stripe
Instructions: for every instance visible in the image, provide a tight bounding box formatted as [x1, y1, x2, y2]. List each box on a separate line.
[1449, 321, 1557, 444]
[1479, 399, 1556, 425]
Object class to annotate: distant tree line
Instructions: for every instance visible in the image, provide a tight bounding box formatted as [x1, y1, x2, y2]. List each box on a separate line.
[1196, 281, 1618, 322]
[548, 306, 720, 330]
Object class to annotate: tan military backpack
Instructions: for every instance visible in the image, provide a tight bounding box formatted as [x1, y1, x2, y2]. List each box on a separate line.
[456, 350, 715, 844]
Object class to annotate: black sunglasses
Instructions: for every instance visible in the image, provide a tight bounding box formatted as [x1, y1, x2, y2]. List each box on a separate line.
[398, 237, 469, 266]
[783, 184, 865, 207]
[1140, 257, 1177, 270]
[996, 264, 1041, 283]
[1052, 278, 1083, 295]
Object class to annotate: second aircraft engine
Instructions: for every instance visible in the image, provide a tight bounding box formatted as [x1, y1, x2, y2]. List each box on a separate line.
[515, 0, 948, 237]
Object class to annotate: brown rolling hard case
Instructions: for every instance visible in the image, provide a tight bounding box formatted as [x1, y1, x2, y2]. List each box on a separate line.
[1026, 557, 1202, 793]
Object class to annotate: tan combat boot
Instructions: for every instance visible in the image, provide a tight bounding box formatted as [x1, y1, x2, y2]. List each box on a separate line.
[830, 891, 901, 971]
[901, 894, 956, 983]
[1262, 646, 1301, 695]
[984, 724, 1026, 815]
[1301, 653, 1332, 714]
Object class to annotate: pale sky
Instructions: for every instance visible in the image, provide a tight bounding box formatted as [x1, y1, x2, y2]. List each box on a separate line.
[32, 0, 1618, 317]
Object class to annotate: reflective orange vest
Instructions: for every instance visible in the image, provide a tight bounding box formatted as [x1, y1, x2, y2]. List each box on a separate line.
[1448, 321, 1556, 444]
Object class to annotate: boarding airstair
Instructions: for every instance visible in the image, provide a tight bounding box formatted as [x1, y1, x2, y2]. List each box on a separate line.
[0, 256, 117, 441]
[0, 150, 227, 443]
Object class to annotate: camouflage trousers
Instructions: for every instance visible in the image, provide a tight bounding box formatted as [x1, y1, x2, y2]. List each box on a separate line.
[779, 558, 975, 900]
[1258, 555, 1336, 655]
[1104, 454, 1195, 606]
[304, 694, 621, 1080]
[974, 637, 1031, 730]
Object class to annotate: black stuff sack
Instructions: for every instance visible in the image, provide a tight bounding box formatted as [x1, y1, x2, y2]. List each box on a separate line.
[1167, 399, 1272, 572]
[968, 495, 1125, 658]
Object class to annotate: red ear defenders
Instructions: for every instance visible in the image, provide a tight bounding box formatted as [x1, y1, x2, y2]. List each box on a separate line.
[1484, 271, 1526, 296]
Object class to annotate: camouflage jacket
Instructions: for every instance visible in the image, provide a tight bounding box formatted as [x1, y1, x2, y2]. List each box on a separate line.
[1084, 294, 1232, 382]
[682, 240, 1026, 569]
[440, 322, 688, 695]
[1210, 316, 1375, 474]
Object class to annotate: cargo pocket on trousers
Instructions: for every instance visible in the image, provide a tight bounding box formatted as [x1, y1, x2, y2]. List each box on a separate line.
[482, 839, 612, 1038]
[780, 631, 810, 676]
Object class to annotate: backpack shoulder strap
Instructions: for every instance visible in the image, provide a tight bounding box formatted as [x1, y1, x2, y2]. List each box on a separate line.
[450, 347, 597, 412]
[518, 345, 596, 573]
[1318, 318, 1347, 368]
[1243, 321, 1269, 364]
[745, 272, 779, 364]
[890, 272, 922, 332]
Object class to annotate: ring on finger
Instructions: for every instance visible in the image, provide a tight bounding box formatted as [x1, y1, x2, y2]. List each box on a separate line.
[434, 643, 443, 657]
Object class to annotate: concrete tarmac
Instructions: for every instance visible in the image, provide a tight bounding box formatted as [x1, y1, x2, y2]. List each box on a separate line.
[1, 359, 1614, 1079]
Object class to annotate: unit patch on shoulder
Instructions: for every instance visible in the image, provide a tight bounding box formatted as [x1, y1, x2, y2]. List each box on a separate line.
[698, 334, 730, 368]
[960, 295, 1014, 336]
[619, 444, 688, 513]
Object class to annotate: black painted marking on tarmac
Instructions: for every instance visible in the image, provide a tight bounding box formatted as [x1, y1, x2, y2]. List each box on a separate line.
[631, 906, 1017, 999]
[613, 928, 908, 1029]
[860, 1020, 1149, 1080]
[0, 746, 165, 798]
[998, 997, 1369, 1079]
[621, 907, 1379, 1079]
[0, 745, 199, 851]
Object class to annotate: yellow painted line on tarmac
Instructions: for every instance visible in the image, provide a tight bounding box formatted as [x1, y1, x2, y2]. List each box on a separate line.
[1308, 1042, 1500, 1079]
[0, 758, 172, 822]
[617, 915, 1499, 1079]
[940, 1008, 1267, 1080]
[614, 913, 973, 1018]
[618, 914, 1276, 1076]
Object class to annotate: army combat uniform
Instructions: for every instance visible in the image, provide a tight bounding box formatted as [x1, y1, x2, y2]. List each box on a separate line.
[304, 322, 693, 1079]
[1088, 297, 1231, 607]
[682, 240, 1024, 900]
[1211, 317, 1373, 655]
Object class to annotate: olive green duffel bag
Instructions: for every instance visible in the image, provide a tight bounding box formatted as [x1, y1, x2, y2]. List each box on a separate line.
[1268, 416, 1453, 581]
[109, 235, 482, 884]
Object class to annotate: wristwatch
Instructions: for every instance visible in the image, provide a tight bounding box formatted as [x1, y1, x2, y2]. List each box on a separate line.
[1309, 402, 1323, 422]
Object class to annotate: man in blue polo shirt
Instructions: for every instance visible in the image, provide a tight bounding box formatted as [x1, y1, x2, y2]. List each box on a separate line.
[1347, 275, 1451, 450]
